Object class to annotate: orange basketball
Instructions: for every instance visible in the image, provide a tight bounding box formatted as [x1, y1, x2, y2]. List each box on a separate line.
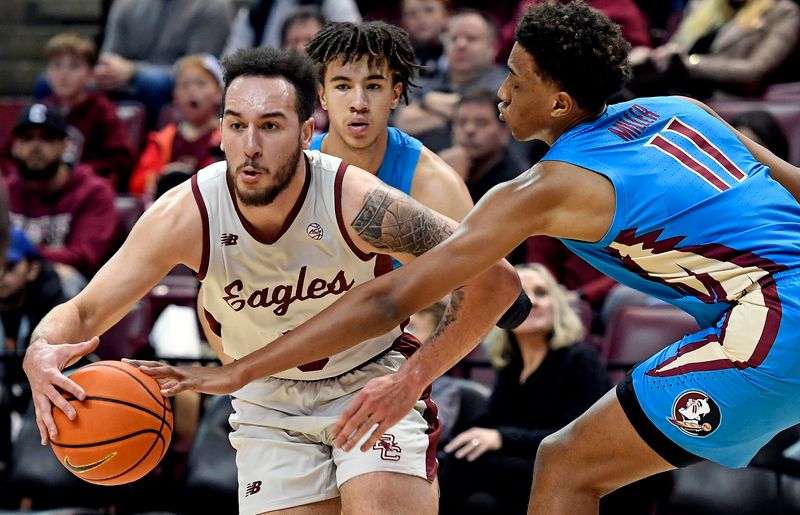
[50, 360, 173, 486]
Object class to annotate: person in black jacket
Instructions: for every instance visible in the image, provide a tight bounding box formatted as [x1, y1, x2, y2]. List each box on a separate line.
[438, 263, 609, 514]
[0, 227, 65, 412]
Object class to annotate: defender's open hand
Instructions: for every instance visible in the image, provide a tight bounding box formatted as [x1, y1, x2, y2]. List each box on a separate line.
[123, 359, 242, 396]
[332, 372, 423, 452]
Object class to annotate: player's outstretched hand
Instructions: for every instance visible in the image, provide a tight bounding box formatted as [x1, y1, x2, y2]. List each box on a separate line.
[332, 371, 423, 452]
[23, 336, 100, 445]
[123, 359, 242, 396]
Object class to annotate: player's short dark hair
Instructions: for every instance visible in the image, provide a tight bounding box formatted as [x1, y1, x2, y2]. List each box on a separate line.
[515, 1, 630, 113]
[306, 21, 420, 105]
[220, 47, 317, 122]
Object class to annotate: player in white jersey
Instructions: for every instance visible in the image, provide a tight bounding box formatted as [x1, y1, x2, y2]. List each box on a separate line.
[23, 47, 521, 514]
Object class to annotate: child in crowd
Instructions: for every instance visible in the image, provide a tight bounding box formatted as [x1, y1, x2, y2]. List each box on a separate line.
[128, 54, 224, 198]
[43, 33, 136, 190]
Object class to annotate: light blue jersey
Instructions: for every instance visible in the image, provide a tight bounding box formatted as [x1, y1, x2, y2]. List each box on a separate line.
[544, 97, 800, 468]
[311, 127, 422, 195]
[547, 97, 800, 328]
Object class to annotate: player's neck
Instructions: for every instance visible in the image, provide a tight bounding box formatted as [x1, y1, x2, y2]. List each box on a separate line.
[554, 107, 606, 142]
[322, 128, 389, 175]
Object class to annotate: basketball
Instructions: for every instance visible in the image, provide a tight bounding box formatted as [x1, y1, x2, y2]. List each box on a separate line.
[50, 360, 173, 486]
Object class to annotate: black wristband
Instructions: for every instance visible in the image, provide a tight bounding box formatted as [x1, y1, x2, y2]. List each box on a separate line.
[496, 288, 532, 329]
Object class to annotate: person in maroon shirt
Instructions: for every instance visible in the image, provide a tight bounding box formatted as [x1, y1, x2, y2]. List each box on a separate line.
[128, 54, 224, 198]
[43, 33, 136, 191]
[499, 0, 651, 62]
[5, 104, 118, 298]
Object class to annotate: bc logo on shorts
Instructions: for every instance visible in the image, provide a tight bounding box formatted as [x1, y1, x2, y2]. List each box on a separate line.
[667, 390, 720, 437]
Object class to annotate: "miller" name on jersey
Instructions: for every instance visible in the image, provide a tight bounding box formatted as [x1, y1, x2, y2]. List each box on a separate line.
[222, 266, 355, 315]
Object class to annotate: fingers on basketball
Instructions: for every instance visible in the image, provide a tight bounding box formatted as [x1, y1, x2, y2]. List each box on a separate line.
[50, 360, 174, 485]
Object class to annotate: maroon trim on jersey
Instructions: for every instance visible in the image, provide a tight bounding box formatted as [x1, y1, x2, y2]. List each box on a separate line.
[423, 395, 441, 480]
[610, 228, 787, 304]
[645, 280, 782, 376]
[610, 228, 786, 375]
[649, 135, 730, 191]
[203, 308, 221, 337]
[390, 331, 441, 480]
[374, 254, 393, 277]
[334, 160, 373, 261]
[297, 357, 330, 372]
[191, 174, 210, 280]
[225, 156, 312, 245]
[666, 118, 745, 180]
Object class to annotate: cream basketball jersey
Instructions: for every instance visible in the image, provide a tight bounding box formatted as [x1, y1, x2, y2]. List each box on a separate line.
[191, 150, 405, 380]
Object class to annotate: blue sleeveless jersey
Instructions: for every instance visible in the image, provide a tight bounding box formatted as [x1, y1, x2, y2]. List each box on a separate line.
[545, 97, 800, 327]
[310, 127, 422, 194]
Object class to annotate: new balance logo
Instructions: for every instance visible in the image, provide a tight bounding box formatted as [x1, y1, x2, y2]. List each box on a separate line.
[221, 233, 239, 246]
[245, 480, 262, 496]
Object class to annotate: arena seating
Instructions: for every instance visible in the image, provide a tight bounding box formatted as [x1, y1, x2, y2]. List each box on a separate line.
[601, 305, 699, 383]
[707, 99, 800, 166]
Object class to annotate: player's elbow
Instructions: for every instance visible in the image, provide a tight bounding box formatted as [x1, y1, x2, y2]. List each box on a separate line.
[358, 280, 409, 335]
[484, 259, 523, 315]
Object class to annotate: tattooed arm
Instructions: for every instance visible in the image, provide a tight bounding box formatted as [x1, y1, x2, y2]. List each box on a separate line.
[129, 166, 520, 419]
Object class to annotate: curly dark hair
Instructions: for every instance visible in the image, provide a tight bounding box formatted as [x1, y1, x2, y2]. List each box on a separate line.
[220, 47, 318, 122]
[515, 1, 631, 112]
[306, 21, 420, 105]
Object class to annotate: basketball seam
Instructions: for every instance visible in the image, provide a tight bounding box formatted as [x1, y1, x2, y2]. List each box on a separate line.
[92, 432, 166, 483]
[61, 396, 174, 432]
[51, 428, 166, 448]
[80, 362, 173, 411]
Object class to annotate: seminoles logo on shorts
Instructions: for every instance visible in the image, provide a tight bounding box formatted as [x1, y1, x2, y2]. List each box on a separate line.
[667, 390, 720, 437]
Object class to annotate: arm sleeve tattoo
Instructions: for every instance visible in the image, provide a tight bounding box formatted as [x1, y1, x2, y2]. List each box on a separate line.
[351, 186, 453, 256]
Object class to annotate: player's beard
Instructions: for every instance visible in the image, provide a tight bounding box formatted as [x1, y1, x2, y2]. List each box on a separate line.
[230, 142, 303, 207]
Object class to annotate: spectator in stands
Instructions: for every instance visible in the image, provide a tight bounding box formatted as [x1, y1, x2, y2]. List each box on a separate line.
[439, 88, 533, 264]
[393, 9, 507, 140]
[6, 104, 118, 298]
[439, 88, 530, 202]
[499, 0, 651, 62]
[280, 6, 326, 52]
[628, 0, 800, 98]
[438, 263, 608, 515]
[280, 7, 330, 133]
[732, 110, 790, 162]
[0, 228, 65, 352]
[223, 0, 360, 56]
[526, 236, 616, 317]
[0, 228, 65, 417]
[129, 55, 224, 198]
[401, 0, 452, 85]
[94, 0, 234, 129]
[43, 33, 136, 191]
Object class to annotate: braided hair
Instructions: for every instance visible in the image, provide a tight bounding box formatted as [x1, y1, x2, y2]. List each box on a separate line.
[306, 21, 420, 104]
